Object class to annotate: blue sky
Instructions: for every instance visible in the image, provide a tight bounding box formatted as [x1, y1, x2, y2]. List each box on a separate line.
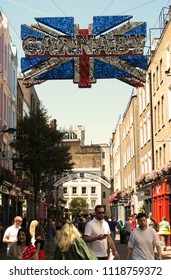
[1, 0, 171, 145]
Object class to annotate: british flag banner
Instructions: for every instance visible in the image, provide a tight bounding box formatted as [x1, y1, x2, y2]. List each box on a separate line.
[21, 15, 147, 88]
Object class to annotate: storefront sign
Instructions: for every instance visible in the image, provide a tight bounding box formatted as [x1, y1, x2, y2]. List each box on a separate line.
[21, 15, 147, 88]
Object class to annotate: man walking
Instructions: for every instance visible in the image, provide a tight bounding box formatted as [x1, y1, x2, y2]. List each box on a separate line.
[124, 217, 132, 243]
[147, 212, 158, 230]
[108, 216, 117, 241]
[3, 216, 23, 256]
[126, 213, 162, 260]
[84, 205, 119, 260]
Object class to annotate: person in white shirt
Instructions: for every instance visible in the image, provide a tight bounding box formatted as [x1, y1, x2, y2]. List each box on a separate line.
[84, 205, 119, 260]
[3, 216, 23, 255]
[147, 212, 158, 230]
[126, 212, 162, 260]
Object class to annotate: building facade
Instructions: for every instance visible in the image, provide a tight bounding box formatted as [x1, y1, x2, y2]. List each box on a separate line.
[53, 132, 112, 216]
[111, 6, 171, 224]
[0, 12, 18, 228]
[145, 6, 171, 223]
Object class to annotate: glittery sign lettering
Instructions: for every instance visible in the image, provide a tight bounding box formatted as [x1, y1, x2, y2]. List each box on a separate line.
[21, 16, 148, 88]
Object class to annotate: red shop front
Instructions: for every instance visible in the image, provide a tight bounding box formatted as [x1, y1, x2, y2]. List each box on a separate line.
[152, 179, 170, 222]
[152, 178, 171, 245]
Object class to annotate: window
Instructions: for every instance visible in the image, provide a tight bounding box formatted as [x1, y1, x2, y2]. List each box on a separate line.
[153, 72, 155, 92]
[143, 117, 147, 145]
[154, 106, 157, 132]
[123, 151, 126, 167]
[166, 46, 170, 71]
[156, 150, 158, 169]
[141, 158, 145, 174]
[168, 87, 171, 120]
[72, 187, 77, 194]
[144, 155, 148, 173]
[91, 187, 96, 194]
[156, 66, 158, 89]
[161, 95, 164, 126]
[163, 144, 166, 164]
[142, 87, 145, 110]
[139, 89, 143, 115]
[131, 139, 135, 158]
[147, 111, 151, 141]
[63, 187, 67, 194]
[140, 121, 143, 148]
[148, 151, 152, 172]
[160, 59, 163, 81]
[157, 100, 160, 130]
[5, 45, 7, 72]
[102, 152, 105, 158]
[146, 79, 150, 105]
[82, 187, 86, 194]
[159, 147, 162, 167]
[103, 192, 106, 198]
[102, 165, 105, 171]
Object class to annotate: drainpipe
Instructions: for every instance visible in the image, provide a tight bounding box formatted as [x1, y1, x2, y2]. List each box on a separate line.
[148, 72, 155, 213]
[149, 72, 155, 170]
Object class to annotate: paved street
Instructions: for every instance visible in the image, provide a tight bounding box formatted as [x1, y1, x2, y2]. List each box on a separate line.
[0, 233, 171, 260]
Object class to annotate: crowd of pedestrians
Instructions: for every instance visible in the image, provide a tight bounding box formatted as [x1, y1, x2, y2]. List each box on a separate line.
[0, 206, 170, 260]
[1, 216, 56, 260]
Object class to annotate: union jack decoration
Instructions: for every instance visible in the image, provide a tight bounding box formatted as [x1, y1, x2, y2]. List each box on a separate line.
[21, 16, 147, 88]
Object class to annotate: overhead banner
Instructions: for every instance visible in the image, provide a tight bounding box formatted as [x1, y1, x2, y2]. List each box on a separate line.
[21, 16, 147, 88]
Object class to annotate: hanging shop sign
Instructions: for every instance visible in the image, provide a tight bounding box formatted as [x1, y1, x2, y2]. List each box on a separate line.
[21, 15, 147, 88]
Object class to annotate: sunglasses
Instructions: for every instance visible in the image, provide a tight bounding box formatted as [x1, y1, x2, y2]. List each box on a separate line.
[17, 220, 22, 222]
[98, 212, 105, 214]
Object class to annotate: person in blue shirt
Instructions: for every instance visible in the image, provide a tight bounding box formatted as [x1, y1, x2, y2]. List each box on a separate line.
[108, 216, 117, 241]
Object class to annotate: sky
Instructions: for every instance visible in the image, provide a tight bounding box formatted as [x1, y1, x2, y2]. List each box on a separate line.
[1, 0, 171, 145]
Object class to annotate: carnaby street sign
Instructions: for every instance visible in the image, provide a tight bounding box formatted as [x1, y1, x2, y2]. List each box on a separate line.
[21, 15, 147, 88]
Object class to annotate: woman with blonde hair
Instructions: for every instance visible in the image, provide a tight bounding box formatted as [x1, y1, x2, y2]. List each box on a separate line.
[29, 219, 39, 245]
[54, 221, 97, 260]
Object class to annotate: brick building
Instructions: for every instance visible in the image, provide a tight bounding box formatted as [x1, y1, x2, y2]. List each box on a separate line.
[53, 130, 112, 216]
[111, 6, 171, 224]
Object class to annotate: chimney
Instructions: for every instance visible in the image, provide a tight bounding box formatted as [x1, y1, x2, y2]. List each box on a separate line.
[50, 119, 57, 130]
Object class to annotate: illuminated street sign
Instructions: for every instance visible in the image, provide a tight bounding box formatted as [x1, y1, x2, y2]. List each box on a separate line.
[21, 16, 147, 88]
